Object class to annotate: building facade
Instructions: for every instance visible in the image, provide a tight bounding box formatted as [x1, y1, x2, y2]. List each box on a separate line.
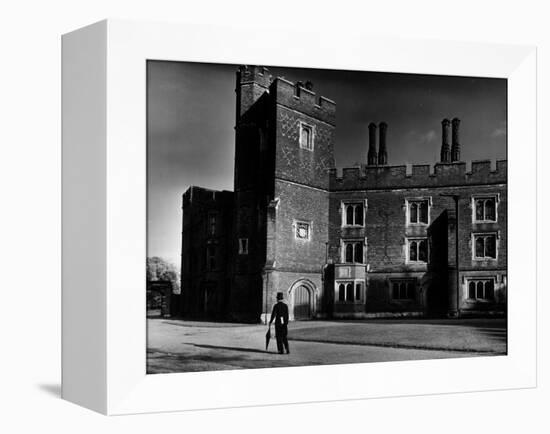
[180, 65, 507, 322]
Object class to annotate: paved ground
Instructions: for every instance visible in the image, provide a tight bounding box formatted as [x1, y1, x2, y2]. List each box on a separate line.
[147, 318, 506, 374]
[290, 318, 507, 353]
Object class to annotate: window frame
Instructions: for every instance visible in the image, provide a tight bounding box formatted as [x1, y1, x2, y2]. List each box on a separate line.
[406, 237, 429, 264]
[340, 238, 367, 264]
[238, 237, 248, 255]
[298, 121, 315, 151]
[341, 200, 367, 227]
[206, 243, 217, 271]
[335, 279, 364, 304]
[466, 277, 496, 301]
[207, 211, 218, 236]
[405, 197, 431, 226]
[472, 194, 499, 223]
[471, 232, 499, 260]
[390, 278, 417, 301]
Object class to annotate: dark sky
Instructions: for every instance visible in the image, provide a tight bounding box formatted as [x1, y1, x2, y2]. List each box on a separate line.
[147, 61, 507, 265]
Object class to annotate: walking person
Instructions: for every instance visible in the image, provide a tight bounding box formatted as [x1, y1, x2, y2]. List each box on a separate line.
[269, 292, 290, 354]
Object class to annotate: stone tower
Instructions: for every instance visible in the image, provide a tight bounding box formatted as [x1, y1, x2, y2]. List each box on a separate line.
[230, 66, 274, 321]
[265, 75, 336, 321]
[231, 66, 336, 322]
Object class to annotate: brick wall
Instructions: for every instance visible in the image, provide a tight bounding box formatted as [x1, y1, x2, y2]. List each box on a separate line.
[262, 270, 323, 321]
[327, 181, 507, 316]
[272, 78, 335, 126]
[180, 187, 234, 319]
[264, 75, 336, 320]
[273, 181, 329, 272]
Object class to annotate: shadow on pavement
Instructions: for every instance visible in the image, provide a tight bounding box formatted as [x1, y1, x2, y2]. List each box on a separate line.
[161, 320, 257, 328]
[321, 318, 507, 327]
[192, 343, 268, 354]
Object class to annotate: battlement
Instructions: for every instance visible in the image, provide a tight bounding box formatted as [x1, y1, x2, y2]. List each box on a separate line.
[237, 65, 273, 89]
[271, 77, 336, 126]
[182, 186, 234, 208]
[329, 159, 507, 191]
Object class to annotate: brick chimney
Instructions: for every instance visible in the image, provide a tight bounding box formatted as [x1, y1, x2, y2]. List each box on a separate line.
[440, 118, 451, 163]
[367, 123, 378, 165]
[378, 122, 388, 165]
[451, 117, 461, 162]
[295, 81, 304, 97]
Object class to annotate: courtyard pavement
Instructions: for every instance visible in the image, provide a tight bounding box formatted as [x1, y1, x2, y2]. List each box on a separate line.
[147, 318, 506, 374]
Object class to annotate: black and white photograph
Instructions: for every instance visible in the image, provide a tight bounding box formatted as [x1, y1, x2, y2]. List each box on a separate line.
[146, 61, 508, 374]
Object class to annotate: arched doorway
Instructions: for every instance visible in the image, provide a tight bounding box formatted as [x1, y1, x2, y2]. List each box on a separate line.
[289, 280, 316, 320]
[293, 285, 311, 320]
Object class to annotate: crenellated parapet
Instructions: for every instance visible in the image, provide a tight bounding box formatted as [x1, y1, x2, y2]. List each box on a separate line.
[182, 186, 234, 208]
[237, 65, 273, 89]
[329, 159, 507, 191]
[271, 77, 336, 126]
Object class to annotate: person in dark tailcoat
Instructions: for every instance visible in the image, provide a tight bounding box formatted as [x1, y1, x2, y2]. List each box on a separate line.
[269, 292, 290, 354]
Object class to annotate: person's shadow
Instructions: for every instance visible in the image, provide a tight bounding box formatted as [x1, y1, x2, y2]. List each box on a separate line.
[37, 383, 61, 397]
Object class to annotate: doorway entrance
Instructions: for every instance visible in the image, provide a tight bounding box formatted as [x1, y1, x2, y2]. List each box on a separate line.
[293, 285, 311, 320]
[289, 280, 316, 320]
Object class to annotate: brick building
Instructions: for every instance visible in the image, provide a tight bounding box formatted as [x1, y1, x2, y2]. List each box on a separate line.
[180, 65, 507, 322]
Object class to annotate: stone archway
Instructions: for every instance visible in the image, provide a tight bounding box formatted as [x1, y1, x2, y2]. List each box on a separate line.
[288, 279, 317, 320]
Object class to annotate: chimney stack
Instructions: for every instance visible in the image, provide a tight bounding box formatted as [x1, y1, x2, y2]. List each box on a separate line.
[451, 117, 461, 162]
[378, 122, 388, 165]
[367, 123, 378, 165]
[440, 118, 451, 163]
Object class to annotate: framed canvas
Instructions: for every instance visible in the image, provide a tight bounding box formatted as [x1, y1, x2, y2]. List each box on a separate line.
[62, 19, 537, 415]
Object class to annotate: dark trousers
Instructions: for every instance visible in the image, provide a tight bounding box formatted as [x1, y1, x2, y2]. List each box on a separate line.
[275, 324, 289, 354]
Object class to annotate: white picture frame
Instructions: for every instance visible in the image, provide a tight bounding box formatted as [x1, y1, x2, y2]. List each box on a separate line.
[62, 19, 537, 415]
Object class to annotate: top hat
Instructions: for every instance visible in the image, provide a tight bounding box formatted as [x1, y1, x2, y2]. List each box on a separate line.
[276, 292, 284, 300]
